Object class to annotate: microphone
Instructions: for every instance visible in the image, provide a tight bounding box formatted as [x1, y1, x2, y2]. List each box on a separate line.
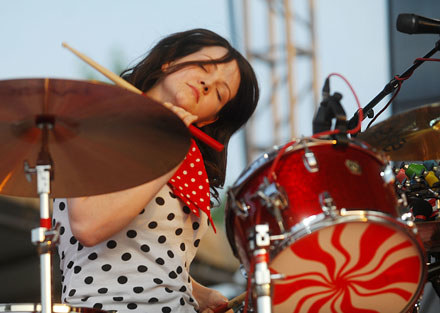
[397, 13, 440, 34]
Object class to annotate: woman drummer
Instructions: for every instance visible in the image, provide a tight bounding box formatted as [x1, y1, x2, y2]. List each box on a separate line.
[53, 28, 259, 313]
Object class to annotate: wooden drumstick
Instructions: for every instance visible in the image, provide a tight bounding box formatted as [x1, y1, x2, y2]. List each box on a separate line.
[212, 292, 246, 313]
[62, 42, 224, 152]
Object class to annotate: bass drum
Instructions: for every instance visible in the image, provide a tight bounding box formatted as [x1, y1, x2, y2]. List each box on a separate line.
[226, 137, 426, 313]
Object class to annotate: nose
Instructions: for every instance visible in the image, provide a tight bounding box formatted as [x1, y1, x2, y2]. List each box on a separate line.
[200, 81, 209, 94]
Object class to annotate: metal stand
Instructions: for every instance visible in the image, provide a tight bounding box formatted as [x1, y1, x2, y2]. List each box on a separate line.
[25, 120, 58, 313]
[253, 225, 272, 313]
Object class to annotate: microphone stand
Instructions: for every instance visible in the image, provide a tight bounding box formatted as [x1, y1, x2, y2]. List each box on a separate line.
[347, 39, 440, 131]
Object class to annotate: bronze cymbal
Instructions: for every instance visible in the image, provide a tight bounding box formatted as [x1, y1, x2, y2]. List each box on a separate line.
[0, 78, 190, 198]
[357, 102, 440, 160]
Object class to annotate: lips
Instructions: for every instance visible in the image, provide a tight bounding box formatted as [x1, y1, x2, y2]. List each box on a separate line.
[187, 83, 200, 103]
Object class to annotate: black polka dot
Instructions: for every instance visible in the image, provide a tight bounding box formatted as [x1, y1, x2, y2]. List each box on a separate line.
[81, 296, 90, 302]
[59, 202, 66, 211]
[167, 250, 174, 258]
[194, 239, 200, 247]
[180, 243, 186, 251]
[127, 230, 137, 238]
[69, 236, 77, 245]
[113, 297, 123, 302]
[73, 266, 81, 274]
[63, 285, 66, 293]
[153, 278, 163, 284]
[61, 275, 65, 282]
[98, 288, 108, 294]
[141, 244, 150, 252]
[183, 206, 191, 214]
[158, 235, 167, 244]
[155, 197, 165, 205]
[189, 297, 194, 303]
[156, 258, 165, 265]
[88, 252, 98, 260]
[127, 303, 137, 310]
[139, 208, 145, 214]
[179, 286, 187, 292]
[188, 276, 191, 283]
[61, 251, 65, 260]
[60, 226, 65, 235]
[68, 289, 76, 297]
[84, 276, 93, 284]
[162, 307, 171, 313]
[169, 271, 177, 279]
[169, 191, 177, 198]
[118, 276, 128, 284]
[106, 240, 117, 249]
[77, 243, 84, 251]
[93, 303, 103, 310]
[175, 228, 183, 236]
[102, 264, 112, 272]
[165, 287, 173, 293]
[167, 213, 175, 220]
[133, 286, 144, 293]
[180, 297, 185, 305]
[138, 265, 148, 273]
[148, 221, 158, 229]
[67, 261, 74, 269]
[176, 266, 183, 274]
[121, 253, 132, 261]
[148, 297, 159, 303]
[192, 222, 200, 230]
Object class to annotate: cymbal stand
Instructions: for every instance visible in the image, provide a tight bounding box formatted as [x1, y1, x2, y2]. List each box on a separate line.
[25, 120, 58, 313]
[252, 225, 272, 313]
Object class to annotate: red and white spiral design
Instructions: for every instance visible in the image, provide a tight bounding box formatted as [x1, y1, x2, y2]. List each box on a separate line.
[270, 222, 423, 313]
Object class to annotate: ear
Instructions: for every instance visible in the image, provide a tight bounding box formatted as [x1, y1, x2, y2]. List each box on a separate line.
[161, 62, 170, 72]
[195, 116, 219, 128]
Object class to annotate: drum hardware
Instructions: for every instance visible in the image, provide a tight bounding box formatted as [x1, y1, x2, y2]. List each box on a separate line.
[318, 191, 338, 219]
[301, 142, 318, 173]
[255, 178, 288, 233]
[228, 188, 250, 218]
[252, 225, 272, 313]
[380, 163, 395, 184]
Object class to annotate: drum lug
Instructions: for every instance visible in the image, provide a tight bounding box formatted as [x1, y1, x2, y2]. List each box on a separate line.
[380, 163, 395, 184]
[228, 188, 250, 218]
[319, 191, 338, 218]
[256, 177, 289, 232]
[302, 143, 319, 173]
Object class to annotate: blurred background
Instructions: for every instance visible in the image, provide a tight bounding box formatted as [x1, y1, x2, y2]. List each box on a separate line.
[1, 0, 439, 312]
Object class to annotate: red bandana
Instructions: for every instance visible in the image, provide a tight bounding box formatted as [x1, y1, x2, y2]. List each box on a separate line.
[168, 139, 216, 232]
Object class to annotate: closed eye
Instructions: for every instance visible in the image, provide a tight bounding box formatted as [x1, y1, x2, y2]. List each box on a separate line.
[199, 64, 208, 72]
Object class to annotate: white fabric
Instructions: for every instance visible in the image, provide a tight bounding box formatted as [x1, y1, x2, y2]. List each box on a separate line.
[53, 184, 210, 313]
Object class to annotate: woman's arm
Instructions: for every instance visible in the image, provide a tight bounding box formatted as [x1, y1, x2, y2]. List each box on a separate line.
[192, 278, 232, 313]
[67, 162, 180, 246]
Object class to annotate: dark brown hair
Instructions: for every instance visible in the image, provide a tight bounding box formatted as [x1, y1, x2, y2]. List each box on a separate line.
[121, 29, 259, 201]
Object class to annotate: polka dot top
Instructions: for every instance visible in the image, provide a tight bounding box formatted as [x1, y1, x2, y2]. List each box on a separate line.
[53, 183, 210, 313]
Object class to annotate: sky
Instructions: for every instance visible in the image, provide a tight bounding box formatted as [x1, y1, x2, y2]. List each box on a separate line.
[0, 0, 391, 186]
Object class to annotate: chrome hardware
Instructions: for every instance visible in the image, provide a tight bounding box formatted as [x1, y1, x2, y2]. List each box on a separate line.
[302, 141, 319, 173]
[256, 177, 289, 233]
[380, 164, 395, 184]
[319, 191, 338, 218]
[228, 188, 249, 218]
[345, 159, 362, 175]
[255, 224, 270, 247]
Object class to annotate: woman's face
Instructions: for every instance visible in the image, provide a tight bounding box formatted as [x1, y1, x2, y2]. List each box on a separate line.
[146, 46, 241, 127]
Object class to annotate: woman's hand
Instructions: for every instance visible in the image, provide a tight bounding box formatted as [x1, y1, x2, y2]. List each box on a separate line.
[163, 102, 198, 127]
[192, 279, 233, 313]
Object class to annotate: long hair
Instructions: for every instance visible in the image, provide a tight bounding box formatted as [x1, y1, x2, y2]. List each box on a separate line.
[121, 29, 259, 201]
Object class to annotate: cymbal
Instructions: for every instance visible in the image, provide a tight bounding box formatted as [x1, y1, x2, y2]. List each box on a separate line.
[0, 78, 190, 198]
[357, 102, 440, 160]
[416, 220, 440, 252]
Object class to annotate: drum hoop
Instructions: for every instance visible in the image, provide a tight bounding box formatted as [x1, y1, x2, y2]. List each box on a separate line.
[229, 138, 385, 197]
[270, 209, 428, 312]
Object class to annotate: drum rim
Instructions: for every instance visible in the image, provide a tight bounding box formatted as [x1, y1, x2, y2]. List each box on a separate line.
[270, 209, 427, 313]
